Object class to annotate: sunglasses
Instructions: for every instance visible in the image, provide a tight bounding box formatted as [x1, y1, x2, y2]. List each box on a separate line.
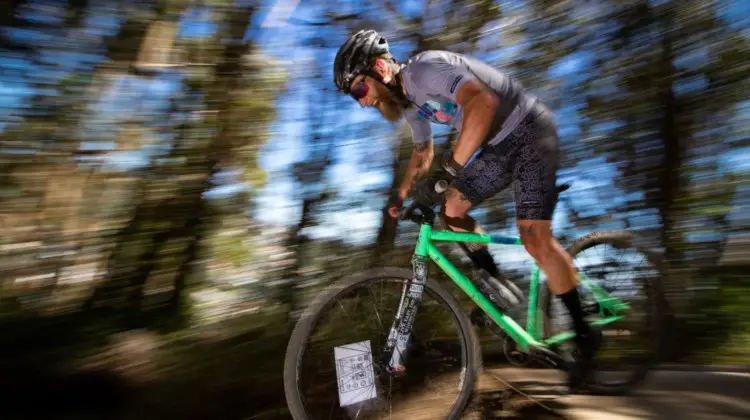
[349, 78, 369, 100]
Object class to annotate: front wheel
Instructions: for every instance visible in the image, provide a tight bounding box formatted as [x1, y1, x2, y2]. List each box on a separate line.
[540, 230, 667, 395]
[283, 267, 482, 419]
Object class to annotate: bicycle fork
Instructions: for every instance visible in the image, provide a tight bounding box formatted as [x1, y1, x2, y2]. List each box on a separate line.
[384, 255, 429, 373]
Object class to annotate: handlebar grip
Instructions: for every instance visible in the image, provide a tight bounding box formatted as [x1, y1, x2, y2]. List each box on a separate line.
[398, 201, 419, 221]
[396, 180, 448, 221]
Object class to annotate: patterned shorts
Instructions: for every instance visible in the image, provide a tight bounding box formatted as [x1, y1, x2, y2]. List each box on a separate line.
[451, 105, 560, 220]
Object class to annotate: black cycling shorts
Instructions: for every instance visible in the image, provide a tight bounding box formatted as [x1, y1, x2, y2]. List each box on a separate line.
[450, 104, 560, 220]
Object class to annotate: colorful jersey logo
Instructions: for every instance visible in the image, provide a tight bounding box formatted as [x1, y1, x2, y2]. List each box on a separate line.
[416, 96, 458, 124]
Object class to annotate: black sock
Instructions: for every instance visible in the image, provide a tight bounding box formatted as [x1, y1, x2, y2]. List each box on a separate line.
[559, 287, 590, 338]
[460, 245, 502, 279]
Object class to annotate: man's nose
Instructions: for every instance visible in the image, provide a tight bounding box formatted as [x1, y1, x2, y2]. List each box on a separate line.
[358, 97, 367, 107]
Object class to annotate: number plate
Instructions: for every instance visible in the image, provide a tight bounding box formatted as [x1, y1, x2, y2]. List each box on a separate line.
[333, 340, 377, 406]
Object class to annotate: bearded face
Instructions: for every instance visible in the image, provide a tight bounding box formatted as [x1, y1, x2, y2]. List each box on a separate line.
[372, 79, 405, 122]
[349, 59, 408, 123]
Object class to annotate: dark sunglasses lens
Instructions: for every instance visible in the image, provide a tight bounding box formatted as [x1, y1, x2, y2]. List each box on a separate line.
[350, 81, 368, 100]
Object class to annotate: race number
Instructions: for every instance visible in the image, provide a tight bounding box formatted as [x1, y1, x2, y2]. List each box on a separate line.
[333, 340, 377, 406]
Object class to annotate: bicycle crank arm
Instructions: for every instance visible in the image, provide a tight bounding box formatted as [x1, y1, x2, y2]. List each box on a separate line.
[528, 345, 570, 372]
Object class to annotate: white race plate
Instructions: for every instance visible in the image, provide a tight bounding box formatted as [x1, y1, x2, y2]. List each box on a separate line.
[333, 340, 377, 406]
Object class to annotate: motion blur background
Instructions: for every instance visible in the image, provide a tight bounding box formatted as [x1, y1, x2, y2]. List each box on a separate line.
[0, 0, 748, 418]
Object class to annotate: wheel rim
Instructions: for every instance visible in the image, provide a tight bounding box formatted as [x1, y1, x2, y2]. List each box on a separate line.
[291, 276, 471, 419]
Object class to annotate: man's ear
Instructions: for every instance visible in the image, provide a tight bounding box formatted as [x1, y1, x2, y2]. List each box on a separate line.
[373, 58, 389, 76]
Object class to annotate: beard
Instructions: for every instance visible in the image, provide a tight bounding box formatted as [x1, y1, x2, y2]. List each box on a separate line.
[373, 81, 407, 123]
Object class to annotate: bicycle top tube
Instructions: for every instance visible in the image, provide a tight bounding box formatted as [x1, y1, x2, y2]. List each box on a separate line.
[400, 202, 523, 246]
[429, 230, 523, 246]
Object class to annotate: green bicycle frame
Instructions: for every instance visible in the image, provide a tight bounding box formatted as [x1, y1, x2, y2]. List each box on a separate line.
[418, 224, 629, 351]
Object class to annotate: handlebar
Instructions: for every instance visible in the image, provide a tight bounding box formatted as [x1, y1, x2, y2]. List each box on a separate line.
[397, 200, 420, 221]
[396, 179, 449, 222]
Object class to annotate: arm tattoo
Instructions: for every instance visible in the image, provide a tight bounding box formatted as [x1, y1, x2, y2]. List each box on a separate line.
[400, 141, 433, 196]
[407, 146, 431, 189]
[408, 166, 429, 190]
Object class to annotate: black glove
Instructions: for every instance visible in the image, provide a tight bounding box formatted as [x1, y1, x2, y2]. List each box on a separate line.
[439, 153, 464, 179]
[414, 157, 463, 207]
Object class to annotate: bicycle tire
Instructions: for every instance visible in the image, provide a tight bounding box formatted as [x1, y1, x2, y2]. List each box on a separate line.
[283, 266, 482, 419]
[540, 230, 667, 395]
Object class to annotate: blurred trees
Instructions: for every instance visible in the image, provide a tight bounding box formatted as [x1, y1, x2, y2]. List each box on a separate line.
[84, 3, 286, 323]
[500, 0, 750, 359]
[0, 1, 285, 324]
[0, 3, 747, 415]
[507, 0, 749, 259]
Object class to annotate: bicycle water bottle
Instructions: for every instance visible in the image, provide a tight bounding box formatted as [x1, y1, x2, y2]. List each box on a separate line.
[475, 270, 522, 313]
[435, 179, 449, 193]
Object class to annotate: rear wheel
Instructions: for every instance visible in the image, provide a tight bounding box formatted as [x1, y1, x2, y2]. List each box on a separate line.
[541, 230, 666, 395]
[283, 267, 482, 419]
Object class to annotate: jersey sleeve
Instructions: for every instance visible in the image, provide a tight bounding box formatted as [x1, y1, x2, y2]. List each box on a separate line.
[405, 108, 432, 146]
[407, 54, 477, 103]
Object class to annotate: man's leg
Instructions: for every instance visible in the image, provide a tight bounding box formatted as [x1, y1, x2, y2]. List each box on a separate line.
[441, 145, 514, 284]
[439, 187, 500, 277]
[511, 107, 598, 389]
[517, 220, 598, 388]
[517, 221, 588, 336]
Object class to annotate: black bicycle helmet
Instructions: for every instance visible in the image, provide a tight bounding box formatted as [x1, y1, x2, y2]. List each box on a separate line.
[334, 29, 391, 93]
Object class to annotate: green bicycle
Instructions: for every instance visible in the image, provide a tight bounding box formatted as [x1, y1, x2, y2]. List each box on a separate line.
[283, 183, 667, 419]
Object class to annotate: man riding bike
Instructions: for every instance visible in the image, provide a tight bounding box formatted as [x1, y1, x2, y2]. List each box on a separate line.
[333, 29, 600, 390]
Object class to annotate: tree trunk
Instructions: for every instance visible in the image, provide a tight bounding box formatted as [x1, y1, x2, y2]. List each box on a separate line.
[656, 17, 684, 268]
[650, 12, 688, 330]
[372, 132, 412, 262]
[0, 0, 30, 52]
[85, 6, 256, 320]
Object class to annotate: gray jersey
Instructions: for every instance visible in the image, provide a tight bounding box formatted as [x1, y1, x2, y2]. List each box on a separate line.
[401, 50, 537, 147]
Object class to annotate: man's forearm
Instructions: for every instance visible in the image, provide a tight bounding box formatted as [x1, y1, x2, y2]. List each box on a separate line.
[398, 142, 434, 199]
[452, 91, 499, 166]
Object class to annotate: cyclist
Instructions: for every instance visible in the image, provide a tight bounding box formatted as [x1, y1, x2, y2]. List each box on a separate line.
[333, 29, 600, 390]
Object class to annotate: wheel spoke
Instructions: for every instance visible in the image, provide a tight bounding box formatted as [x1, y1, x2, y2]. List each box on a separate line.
[286, 271, 476, 419]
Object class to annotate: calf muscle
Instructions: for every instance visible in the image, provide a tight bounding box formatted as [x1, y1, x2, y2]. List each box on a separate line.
[517, 220, 577, 295]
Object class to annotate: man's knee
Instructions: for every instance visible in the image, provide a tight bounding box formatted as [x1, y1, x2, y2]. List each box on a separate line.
[441, 187, 475, 232]
[441, 211, 476, 232]
[518, 222, 554, 261]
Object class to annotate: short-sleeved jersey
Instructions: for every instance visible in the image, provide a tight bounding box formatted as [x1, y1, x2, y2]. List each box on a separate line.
[401, 50, 537, 147]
